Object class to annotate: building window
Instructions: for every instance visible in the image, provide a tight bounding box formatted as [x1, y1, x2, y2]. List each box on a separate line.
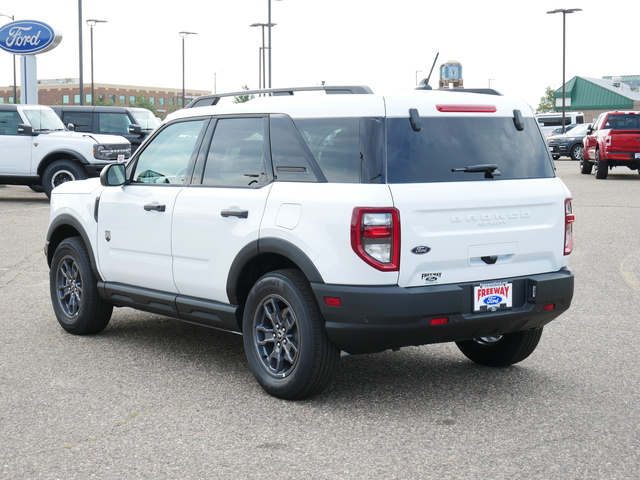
[63, 95, 70, 104]
[119, 95, 125, 104]
[178, 98, 183, 108]
[86, 94, 92, 103]
[74, 94, 80, 103]
[149, 97, 155, 105]
[159, 97, 165, 106]
[129, 95, 136, 104]
[169, 98, 174, 107]
[109, 95, 116, 104]
[0, 97, 4, 103]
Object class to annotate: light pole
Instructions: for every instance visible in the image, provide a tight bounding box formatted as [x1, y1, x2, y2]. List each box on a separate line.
[214, 71, 224, 94]
[78, 0, 84, 104]
[0, 13, 17, 104]
[267, 0, 283, 88]
[547, 8, 582, 134]
[251, 23, 275, 91]
[179, 31, 197, 108]
[86, 19, 107, 106]
[415, 71, 423, 86]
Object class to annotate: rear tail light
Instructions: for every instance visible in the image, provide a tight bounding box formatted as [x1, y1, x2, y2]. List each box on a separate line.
[351, 207, 400, 271]
[564, 198, 575, 256]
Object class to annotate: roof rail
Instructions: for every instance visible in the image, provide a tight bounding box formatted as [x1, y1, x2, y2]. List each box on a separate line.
[185, 85, 374, 109]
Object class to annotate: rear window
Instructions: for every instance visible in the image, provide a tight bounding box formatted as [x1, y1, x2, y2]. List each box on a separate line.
[386, 116, 555, 183]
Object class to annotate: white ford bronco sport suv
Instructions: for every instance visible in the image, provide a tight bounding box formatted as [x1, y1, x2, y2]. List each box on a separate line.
[0, 104, 131, 196]
[46, 86, 574, 399]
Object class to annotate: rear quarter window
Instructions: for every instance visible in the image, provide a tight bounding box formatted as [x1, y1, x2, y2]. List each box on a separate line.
[386, 116, 555, 183]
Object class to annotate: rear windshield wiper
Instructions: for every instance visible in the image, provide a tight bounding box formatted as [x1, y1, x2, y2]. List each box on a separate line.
[451, 164, 501, 178]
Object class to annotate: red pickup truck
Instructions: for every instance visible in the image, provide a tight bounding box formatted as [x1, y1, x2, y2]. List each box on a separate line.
[581, 111, 640, 179]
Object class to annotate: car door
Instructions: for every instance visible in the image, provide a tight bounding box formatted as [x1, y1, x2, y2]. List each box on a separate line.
[0, 110, 32, 175]
[584, 114, 603, 158]
[171, 116, 272, 304]
[97, 117, 209, 292]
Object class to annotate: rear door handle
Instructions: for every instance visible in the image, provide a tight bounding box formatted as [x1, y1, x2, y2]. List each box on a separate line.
[221, 209, 248, 219]
[144, 204, 166, 212]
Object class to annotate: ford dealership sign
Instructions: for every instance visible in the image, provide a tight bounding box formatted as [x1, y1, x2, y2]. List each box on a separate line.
[0, 20, 62, 55]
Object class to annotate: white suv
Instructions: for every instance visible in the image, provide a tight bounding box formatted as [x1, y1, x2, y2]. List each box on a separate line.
[46, 86, 575, 399]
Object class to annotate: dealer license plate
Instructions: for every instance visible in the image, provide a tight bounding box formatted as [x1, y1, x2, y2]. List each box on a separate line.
[635, 153, 640, 159]
[473, 282, 513, 312]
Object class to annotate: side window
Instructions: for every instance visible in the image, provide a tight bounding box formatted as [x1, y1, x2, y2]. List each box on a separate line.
[202, 117, 266, 187]
[98, 113, 132, 134]
[0, 111, 21, 135]
[132, 119, 207, 184]
[270, 114, 321, 182]
[63, 112, 93, 132]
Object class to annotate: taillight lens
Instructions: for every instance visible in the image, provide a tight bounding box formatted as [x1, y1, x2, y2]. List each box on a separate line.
[351, 208, 400, 271]
[564, 198, 575, 256]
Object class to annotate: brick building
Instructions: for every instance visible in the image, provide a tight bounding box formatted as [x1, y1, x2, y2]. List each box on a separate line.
[0, 78, 211, 116]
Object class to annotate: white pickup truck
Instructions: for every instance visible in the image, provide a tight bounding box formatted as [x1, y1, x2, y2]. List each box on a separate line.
[0, 104, 131, 196]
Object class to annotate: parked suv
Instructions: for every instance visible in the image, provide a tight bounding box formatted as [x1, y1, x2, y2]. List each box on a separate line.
[46, 86, 575, 399]
[48, 105, 160, 152]
[0, 104, 131, 196]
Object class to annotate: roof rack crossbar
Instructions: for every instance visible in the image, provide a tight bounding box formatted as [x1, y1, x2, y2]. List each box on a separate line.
[186, 85, 374, 108]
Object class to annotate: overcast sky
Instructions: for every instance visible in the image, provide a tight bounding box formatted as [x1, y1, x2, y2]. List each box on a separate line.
[1, 0, 638, 108]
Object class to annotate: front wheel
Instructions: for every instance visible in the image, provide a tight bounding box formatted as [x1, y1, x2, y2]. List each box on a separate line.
[570, 144, 584, 161]
[243, 269, 340, 400]
[43, 160, 88, 197]
[50, 237, 113, 334]
[455, 328, 543, 367]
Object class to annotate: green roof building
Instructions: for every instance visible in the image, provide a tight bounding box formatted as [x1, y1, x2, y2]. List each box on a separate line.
[553, 76, 640, 123]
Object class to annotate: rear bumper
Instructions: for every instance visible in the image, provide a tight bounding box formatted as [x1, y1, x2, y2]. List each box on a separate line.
[312, 268, 574, 354]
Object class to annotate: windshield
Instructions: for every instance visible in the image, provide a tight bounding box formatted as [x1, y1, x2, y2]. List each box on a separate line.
[386, 116, 555, 183]
[23, 108, 66, 131]
[567, 123, 589, 136]
[131, 109, 161, 130]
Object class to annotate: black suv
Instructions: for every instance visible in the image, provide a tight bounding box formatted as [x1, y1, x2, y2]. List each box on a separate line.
[48, 105, 160, 152]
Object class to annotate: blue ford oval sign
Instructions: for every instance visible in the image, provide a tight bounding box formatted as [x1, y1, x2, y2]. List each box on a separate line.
[0, 20, 62, 55]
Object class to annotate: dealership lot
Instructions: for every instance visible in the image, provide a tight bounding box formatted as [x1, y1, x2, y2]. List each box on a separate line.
[0, 162, 638, 479]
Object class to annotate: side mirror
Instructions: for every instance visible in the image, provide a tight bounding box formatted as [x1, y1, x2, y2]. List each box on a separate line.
[128, 124, 142, 135]
[67, 123, 75, 131]
[587, 124, 594, 134]
[17, 124, 36, 136]
[100, 163, 127, 187]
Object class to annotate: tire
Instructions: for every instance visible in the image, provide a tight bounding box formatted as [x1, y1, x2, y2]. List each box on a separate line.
[243, 269, 340, 400]
[552, 154, 560, 160]
[29, 184, 45, 193]
[50, 236, 113, 335]
[42, 160, 88, 197]
[580, 157, 593, 174]
[570, 144, 584, 162]
[455, 328, 543, 367]
[595, 150, 608, 179]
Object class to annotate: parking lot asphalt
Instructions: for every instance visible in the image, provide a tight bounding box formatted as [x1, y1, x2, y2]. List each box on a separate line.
[0, 163, 638, 480]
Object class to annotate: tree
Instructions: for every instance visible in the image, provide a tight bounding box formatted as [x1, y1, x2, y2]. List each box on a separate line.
[234, 85, 255, 104]
[129, 95, 158, 116]
[536, 86, 556, 114]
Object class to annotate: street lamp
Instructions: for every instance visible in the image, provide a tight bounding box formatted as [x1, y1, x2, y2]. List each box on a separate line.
[86, 19, 107, 106]
[547, 8, 582, 134]
[267, 0, 283, 88]
[0, 13, 17, 104]
[250, 23, 275, 90]
[179, 31, 197, 108]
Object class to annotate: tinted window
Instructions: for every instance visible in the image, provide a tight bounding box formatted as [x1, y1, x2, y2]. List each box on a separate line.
[202, 117, 266, 187]
[386, 117, 555, 183]
[604, 114, 640, 129]
[99, 112, 132, 134]
[293, 118, 360, 183]
[0, 111, 21, 135]
[270, 114, 321, 182]
[63, 112, 93, 132]
[132, 119, 207, 184]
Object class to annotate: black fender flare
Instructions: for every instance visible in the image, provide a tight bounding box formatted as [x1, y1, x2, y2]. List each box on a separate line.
[46, 213, 99, 277]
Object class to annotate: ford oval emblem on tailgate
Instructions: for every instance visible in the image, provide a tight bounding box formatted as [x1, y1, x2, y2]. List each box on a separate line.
[411, 246, 431, 254]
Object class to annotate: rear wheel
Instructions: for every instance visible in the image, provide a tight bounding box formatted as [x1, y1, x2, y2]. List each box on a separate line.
[595, 150, 608, 179]
[50, 237, 113, 334]
[456, 328, 543, 367]
[43, 160, 88, 197]
[243, 269, 340, 399]
[580, 157, 593, 174]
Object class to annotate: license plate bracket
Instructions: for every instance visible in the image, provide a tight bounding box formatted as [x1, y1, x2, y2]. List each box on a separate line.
[474, 281, 513, 312]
